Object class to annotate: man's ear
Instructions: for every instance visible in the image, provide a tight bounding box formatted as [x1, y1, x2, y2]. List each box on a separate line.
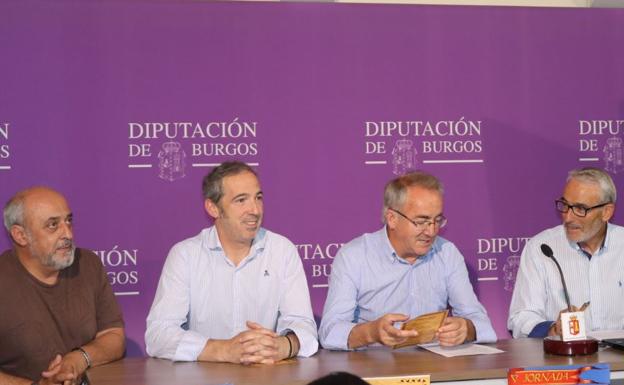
[204, 199, 220, 219]
[602, 203, 615, 222]
[385, 209, 397, 230]
[10, 225, 29, 247]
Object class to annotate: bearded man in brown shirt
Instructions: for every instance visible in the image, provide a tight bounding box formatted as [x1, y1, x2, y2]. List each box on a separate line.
[0, 187, 125, 385]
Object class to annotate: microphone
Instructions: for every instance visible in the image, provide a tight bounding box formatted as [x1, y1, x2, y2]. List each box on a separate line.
[540, 244, 572, 311]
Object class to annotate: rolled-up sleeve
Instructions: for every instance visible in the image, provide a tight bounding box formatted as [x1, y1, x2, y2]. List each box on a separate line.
[446, 244, 497, 343]
[508, 242, 551, 338]
[145, 244, 208, 361]
[318, 247, 359, 350]
[275, 243, 319, 357]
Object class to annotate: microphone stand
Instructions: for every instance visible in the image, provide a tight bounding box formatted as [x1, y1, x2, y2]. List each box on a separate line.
[539, 243, 597, 356]
[540, 244, 572, 312]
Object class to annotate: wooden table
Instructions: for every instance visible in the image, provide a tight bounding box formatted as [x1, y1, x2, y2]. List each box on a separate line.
[89, 339, 624, 385]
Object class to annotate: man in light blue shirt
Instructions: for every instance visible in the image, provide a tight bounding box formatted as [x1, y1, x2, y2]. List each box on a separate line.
[145, 161, 318, 363]
[508, 167, 624, 338]
[319, 171, 496, 350]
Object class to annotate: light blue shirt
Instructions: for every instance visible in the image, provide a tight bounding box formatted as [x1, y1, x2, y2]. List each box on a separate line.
[319, 227, 496, 350]
[508, 223, 624, 338]
[145, 226, 318, 361]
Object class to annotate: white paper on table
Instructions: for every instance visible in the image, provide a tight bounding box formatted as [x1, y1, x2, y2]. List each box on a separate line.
[421, 343, 504, 357]
[587, 330, 624, 340]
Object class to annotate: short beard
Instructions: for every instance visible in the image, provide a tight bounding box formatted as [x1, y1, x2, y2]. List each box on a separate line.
[43, 246, 76, 270]
[567, 220, 604, 244]
[26, 232, 76, 271]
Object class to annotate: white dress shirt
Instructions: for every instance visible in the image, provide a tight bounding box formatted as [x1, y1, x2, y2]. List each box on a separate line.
[145, 226, 318, 361]
[508, 223, 624, 338]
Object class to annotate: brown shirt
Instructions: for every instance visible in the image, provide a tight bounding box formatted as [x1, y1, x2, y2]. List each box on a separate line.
[0, 248, 124, 381]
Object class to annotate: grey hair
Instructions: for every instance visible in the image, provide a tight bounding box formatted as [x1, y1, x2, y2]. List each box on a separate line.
[3, 192, 26, 232]
[202, 161, 257, 204]
[382, 170, 444, 223]
[567, 167, 617, 204]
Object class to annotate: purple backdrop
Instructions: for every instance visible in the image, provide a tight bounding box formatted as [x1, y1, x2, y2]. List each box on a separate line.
[1, 0, 624, 356]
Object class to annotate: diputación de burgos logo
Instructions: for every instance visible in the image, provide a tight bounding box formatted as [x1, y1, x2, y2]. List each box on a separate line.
[363, 118, 484, 175]
[93, 246, 140, 297]
[577, 119, 624, 174]
[127, 119, 260, 181]
[0, 122, 11, 171]
[475, 236, 530, 292]
[296, 242, 344, 290]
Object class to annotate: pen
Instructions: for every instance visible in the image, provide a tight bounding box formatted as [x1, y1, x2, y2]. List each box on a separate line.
[579, 301, 590, 311]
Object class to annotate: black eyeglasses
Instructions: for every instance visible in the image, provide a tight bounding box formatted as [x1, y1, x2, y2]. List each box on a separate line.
[555, 199, 611, 218]
[389, 208, 447, 232]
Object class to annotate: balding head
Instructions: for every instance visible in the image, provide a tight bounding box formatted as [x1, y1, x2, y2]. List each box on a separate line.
[3, 187, 75, 272]
[4, 187, 67, 233]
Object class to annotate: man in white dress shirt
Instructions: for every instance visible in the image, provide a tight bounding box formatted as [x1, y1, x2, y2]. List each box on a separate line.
[145, 161, 318, 364]
[508, 167, 624, 338]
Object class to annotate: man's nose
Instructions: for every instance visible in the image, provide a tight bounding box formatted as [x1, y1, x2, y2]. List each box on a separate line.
[561, 209, 575, 222]
[249, 200, 262, 215]
[422, 222, 437, 236]
[60, 221, 73, 239]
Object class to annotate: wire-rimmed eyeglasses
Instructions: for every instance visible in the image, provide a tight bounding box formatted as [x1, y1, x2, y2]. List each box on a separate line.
[389, 208, 447, 231]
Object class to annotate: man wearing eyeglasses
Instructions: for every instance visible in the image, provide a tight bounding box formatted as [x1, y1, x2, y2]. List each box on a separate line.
[319, 171, 496, 350]
[508, 167, 623, 338]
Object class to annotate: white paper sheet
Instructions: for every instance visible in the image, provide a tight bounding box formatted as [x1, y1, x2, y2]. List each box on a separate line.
[422, 343, 505, 357]
[588, 330, 624, 340]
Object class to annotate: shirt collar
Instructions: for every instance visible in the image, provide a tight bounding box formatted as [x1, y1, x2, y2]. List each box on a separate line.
[206, 226, 224, 251]
[569, 223, 610, 256]
[379, 226, 397, 262]
[379, 226, 440, 265]
[205, 226, 267, 262]
[602, 222, 613, 251]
